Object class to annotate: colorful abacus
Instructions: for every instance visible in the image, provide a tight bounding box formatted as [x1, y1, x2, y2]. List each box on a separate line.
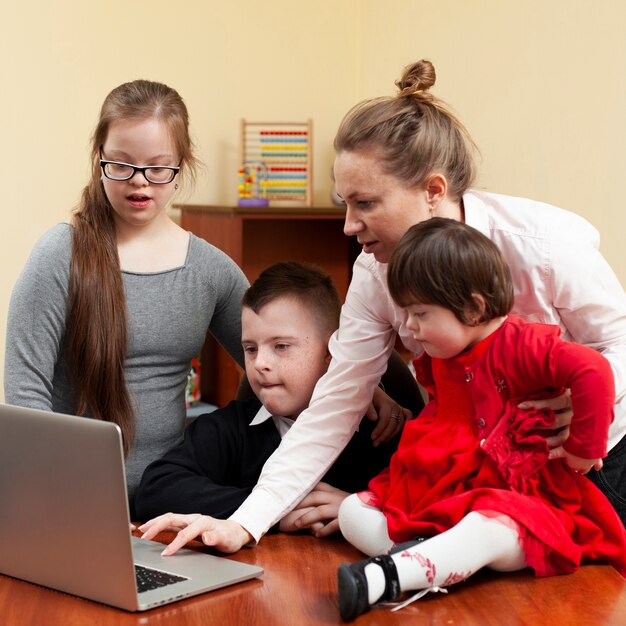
[239, 119, 313, 206]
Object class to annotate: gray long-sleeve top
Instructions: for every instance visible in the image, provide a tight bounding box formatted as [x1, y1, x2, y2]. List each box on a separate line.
[4, 223, 248, 501]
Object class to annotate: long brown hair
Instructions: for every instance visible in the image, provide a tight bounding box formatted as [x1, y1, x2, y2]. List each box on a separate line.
[334, 59, 477, 200]
[66, 80, 198, 456]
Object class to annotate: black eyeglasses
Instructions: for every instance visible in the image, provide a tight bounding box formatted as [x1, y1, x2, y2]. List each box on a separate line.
[99, 148, 181, 185]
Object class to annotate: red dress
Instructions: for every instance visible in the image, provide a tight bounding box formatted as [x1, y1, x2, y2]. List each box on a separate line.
[368, 321, 626, 577]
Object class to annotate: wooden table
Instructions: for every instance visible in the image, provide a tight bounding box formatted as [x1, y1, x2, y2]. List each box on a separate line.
[1, 532, 625, 625]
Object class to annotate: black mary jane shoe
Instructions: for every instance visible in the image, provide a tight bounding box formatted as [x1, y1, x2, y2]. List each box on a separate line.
[337, 555, 401, 622]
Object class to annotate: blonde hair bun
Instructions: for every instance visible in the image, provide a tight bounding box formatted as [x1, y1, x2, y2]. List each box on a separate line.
[395, 59, 436, 96]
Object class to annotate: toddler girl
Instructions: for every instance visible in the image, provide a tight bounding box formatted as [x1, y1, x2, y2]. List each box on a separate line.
[337, 217, 626, 621]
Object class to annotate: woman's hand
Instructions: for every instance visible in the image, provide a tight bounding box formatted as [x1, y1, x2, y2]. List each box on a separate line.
[518, 390, 572, 455]
[138, 513, 253, 555]
[279, 482, 349, 537]
[366, 386, 412, 446]
[557, 450, 603, 474]
[518, 391, 604, 471]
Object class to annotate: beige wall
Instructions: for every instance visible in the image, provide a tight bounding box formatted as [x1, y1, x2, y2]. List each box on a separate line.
[1, 0, 624, 399]
[357, 0, 626, 279]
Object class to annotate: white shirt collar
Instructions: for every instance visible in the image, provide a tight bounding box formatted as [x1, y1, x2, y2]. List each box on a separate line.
[463, 190, 490, 237]
[249, 405, 295, 438]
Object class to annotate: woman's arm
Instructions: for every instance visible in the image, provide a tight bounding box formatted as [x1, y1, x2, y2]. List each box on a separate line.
[550, 238, 626, 398]
[516, 226, 626, 452]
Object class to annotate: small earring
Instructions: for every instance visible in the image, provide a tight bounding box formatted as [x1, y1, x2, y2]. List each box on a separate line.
[428, 205, 435, 219]
[175, 184, 179, 190]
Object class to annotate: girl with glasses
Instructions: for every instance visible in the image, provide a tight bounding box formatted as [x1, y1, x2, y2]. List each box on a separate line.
[4, 80, 249, 514]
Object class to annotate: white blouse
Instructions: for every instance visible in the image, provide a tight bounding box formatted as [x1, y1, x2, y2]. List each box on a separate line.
[230, 190, 626, 541]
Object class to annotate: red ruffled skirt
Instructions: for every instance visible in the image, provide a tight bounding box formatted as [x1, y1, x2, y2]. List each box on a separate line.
[368, 358, 626, 577]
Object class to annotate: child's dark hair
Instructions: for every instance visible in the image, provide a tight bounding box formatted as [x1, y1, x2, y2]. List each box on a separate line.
[243, 262, 342, 336]
[388, 218, 514, 325]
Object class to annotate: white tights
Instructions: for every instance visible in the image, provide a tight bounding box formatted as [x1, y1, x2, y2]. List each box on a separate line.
[338, 494, 526, 604]
[338, 492, 395, 556]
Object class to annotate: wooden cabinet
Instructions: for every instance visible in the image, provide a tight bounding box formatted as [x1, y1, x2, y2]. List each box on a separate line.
[179, 205, 357, 406]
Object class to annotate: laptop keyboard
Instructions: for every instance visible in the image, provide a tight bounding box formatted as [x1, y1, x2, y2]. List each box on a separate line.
[135, 564, 189, 593]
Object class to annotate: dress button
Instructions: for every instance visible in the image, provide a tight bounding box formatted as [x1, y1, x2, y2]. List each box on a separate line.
[477, 418, 486, 429]
[465, 371, 474, 382]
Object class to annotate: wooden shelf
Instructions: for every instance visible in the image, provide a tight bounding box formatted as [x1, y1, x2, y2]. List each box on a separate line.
[178, 204, 357, 406]
[179, 204, 342, 217]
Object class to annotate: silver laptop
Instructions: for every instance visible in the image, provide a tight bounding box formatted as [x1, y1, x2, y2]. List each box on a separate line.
[0, 403, 263, 611]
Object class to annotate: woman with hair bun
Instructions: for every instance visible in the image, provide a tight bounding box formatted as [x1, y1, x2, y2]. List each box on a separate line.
[142, 60, 626, 558]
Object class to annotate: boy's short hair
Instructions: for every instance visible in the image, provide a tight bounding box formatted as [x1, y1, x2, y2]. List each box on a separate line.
[242, 262, 342, 336]
[388, 217, 514, 325]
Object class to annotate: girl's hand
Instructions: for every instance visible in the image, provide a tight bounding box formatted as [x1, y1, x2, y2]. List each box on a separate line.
[551, 448, 603, 474]
[518, 390, 572, 450]
[366, 386, 412, 446]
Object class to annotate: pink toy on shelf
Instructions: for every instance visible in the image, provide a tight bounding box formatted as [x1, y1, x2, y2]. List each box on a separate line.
[238, 119, 313, 207]
[237, 160, 269, 207]
[185, 356, 202, 408]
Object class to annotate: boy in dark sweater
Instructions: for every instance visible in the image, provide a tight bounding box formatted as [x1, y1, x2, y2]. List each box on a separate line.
[135, 262, 417, 537]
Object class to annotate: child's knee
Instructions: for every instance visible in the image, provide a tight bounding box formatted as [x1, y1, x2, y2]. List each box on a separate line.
[338, 492, 362, 530]
[338, 492, 393, 556]
[471, 511, 526, 572]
